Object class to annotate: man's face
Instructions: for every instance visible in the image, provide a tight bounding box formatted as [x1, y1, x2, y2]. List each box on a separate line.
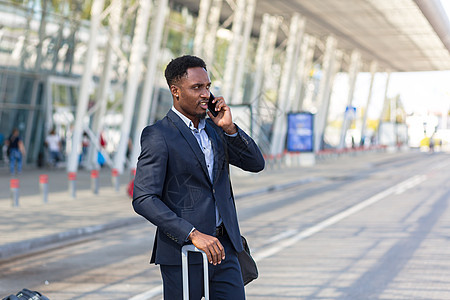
[171, 67, 211, 124]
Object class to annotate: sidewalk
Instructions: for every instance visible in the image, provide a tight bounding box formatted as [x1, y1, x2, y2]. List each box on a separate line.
[0, 149, 396, 262]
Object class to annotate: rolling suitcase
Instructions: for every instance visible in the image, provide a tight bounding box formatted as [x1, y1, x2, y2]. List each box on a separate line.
[181, 245, 209, 300]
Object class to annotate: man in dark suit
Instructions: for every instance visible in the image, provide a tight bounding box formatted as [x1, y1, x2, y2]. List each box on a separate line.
[133, 55, 265, 299]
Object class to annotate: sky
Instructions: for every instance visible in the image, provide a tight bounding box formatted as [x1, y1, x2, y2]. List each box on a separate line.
[389, 71, 449, 115]
[386, 0, 450, 116]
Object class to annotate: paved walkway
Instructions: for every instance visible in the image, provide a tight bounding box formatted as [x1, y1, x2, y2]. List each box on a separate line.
[0, 149, 393, 262]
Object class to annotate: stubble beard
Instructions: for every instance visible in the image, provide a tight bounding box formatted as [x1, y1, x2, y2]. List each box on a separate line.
[196, 112, 207, 120]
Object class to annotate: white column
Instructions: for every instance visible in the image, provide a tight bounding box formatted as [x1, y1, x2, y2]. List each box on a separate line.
[388, 73, 396, 146]
[113, 0, 151, 174]
[287, 23, 306, 110]
[290, 34, 312, 112]
[250, 14, 271, 138]
[390, 84, 396, 124]
[338, 50, 361, 149]
[376, 72, 391, 147]
[130, 0, 168, 169]
[231, 0, 256, 104]
[263, 16, 282, 91]
[24, 80, 39, 159]
[45, 80, 53, 134]
[378, 72, 391, 126]
[313, 36, 338, 152]
[301, 37, 317, 112]
[193, 0, 212, 57]
[148, 79, 162, 126]
[204, 0, 223, 67]
[442, 100, 449, 130]
[181, 8, 194, 54]
[270, 14, 304, 157]
[222, 0, 246, 102]
[67, 0, 105, 173]
[87, 0, 123, 170]
[257, 16, 281, 147]
[360, 61, 377, 145]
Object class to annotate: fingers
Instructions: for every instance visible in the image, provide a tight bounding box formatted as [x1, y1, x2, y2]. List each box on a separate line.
[209, 240, 225, 265]
[212, 97, 227, 113]
[208, 98, 230, 120]
[207, 95, 234, 130]
[190, 231, 226, 265]
[202, 237, 224, 265]
[209, 96, 226, 113]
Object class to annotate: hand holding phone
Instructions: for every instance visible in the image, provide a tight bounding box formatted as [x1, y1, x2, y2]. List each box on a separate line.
[207, 93, 237, 134]
[208, 93, 218, 117]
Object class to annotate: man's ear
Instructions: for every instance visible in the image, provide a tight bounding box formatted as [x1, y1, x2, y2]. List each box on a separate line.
[170, 85, 179, 100]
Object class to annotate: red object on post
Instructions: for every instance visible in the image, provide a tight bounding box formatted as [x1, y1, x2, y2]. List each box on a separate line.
[10, 179, 20, 189]
[127, 179, 134, 198]
[39, 174, 49, 184]
[68, 172, 77, 181]
[91, 170, 99, 178]
[112, 168, 119, 177]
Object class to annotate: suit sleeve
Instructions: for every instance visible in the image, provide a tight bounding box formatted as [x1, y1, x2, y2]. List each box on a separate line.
[224, 124, 265, 172]
[132, 125, 194, 245]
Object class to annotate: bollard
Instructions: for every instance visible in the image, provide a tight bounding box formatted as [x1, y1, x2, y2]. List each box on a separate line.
[127, 168, 136, 199]
[91, 169, 99, 194]
[39, 174, 49, 203]
[68, 172, 77, 198]
[112, 168, 120, 192]
[10, 178, 19, 207]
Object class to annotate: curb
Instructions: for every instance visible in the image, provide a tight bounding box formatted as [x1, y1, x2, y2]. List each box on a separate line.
[0, 216, 145, 262]
[0, 177, 321, 262]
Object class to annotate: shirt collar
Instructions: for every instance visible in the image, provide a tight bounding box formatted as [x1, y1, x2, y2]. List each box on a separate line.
[171, 106, 206, 131]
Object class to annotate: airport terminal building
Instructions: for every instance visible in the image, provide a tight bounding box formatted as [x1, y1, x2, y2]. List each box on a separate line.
[1, 0, 449, 171]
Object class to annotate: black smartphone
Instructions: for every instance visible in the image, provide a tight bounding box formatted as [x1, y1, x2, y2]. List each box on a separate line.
[208, 92, 218, 117]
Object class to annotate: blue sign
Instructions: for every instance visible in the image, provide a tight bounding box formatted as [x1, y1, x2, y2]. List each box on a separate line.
[287, 113, 314, 152]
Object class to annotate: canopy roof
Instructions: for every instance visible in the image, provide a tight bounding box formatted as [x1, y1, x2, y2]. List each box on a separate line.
[176, 0, 450, 71]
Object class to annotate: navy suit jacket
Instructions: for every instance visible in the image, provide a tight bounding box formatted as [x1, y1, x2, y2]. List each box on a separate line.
[133, 109, 265, 265]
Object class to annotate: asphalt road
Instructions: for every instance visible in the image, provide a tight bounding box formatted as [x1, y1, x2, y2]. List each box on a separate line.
[1, 150, 449, 299]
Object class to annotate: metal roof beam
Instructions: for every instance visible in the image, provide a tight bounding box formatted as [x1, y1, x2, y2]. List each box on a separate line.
[414, 0, 450, 54]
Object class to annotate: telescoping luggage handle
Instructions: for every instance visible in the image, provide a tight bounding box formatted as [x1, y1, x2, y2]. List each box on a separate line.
[181, 244, 210, 300]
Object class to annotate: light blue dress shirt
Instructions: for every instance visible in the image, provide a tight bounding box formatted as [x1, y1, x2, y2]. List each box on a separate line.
[171, 107, 222, 228]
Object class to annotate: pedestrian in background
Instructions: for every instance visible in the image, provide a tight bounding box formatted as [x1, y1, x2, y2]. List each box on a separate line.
[6, 128, 26, 176]
[79, 131, 90, 164]
[45, 128, 62, 167]
[0, 132, 4, 161]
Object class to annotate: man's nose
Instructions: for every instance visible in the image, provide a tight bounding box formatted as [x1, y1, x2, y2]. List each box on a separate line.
[201, 89, 210, 98]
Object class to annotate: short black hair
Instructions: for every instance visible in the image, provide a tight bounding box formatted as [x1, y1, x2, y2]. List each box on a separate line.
[164, 55, 207, 87]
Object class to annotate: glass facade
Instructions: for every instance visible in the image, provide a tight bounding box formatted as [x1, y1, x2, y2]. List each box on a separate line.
[0, 0, 279, 167]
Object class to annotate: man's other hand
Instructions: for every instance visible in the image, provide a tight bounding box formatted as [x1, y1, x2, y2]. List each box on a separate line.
[189, 229, 225, 265]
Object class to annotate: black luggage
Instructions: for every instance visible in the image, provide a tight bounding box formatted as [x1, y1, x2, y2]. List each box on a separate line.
[2, 288, 50, 300]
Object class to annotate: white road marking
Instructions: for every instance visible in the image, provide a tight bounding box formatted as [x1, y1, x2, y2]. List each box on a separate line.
[252, 174, 427, 262]
[128, 286, 162, 300]
[130, 174, 427, 299]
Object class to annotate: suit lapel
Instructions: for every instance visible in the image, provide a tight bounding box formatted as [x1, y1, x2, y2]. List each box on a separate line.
[167, 110, 210, 181]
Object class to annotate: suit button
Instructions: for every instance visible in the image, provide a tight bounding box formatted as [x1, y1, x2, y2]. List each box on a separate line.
[213, 189, 215, 193]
